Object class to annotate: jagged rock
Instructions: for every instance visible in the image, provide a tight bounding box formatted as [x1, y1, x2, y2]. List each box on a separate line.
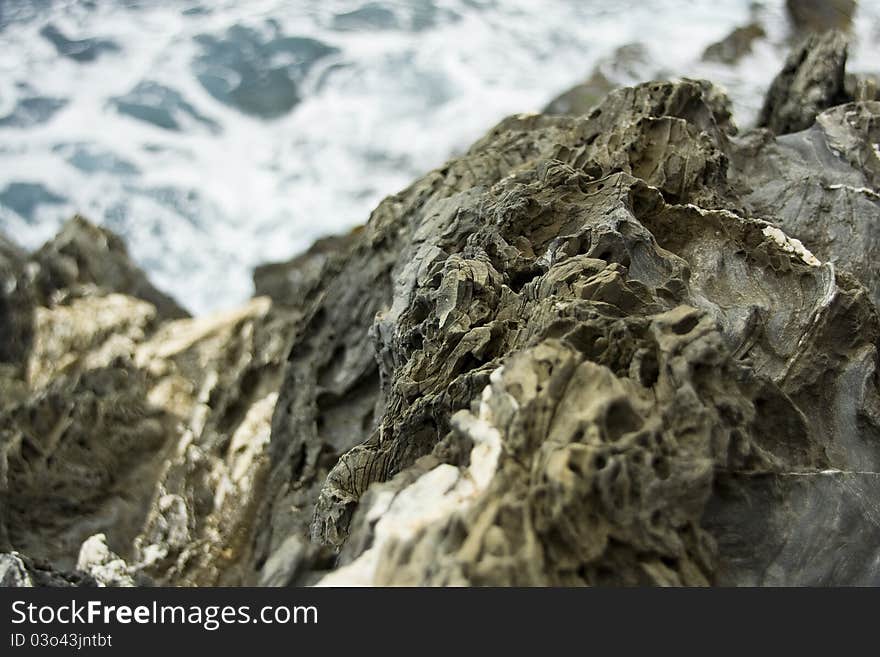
[250, 38, 880, 585]
[1, 218, 298, 585]
[0, 234, 34, 371]
[846, 72, 880, 102]
[785, 0, 857, 34]
[253, 230, 361, 307]
[758, 30, 850, 134]
[5, 33, 880, 587]
[544, 71, 616, 116]
[131, 298, 297, 585]
[76, 534, 138, 587]
[0, 551, 95, 587]
[702, 22, 766, 65]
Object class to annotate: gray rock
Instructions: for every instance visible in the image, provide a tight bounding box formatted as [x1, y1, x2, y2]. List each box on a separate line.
[785, 0, 857, 34]
[5, 32, 880, 587]
[0, 551, 96, 587]
[731, 101, 880, 305]
[110, 81, 220, 133]
[30, 215, 189, 320]
[758, 30, 850, 134]
[544, 43, 652, 116]
[39, 24, 120, 63]
[702, 22, 767, 65]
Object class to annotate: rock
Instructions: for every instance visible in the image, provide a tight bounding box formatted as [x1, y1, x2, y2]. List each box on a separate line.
[253, 229, 361, 307]
[544, 43, 651, 116]
[192, 24, 338, 119]
[76, 534, 138, 586]
[254, 34, 880, 586]
[758, 30, 849, 134]
[702, 22, 766, 65]
[0, 551, 96, 587]
[845, 72, 880, 102]
[705, 470, 880, 585]
[130, 299, 298, 585]
[29, 215, 189, 320]
[785, 0, 857, 34]
[544, 71, 616, 116]
[110, 81, 220, 133]
[0, 234, 34, 371]
[1, 217, 300, 585]
[5, 32, 880, 587]
[731, 101, 880, 305]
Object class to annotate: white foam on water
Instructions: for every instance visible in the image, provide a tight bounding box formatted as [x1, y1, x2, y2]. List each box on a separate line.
[0, 0, 876, 313]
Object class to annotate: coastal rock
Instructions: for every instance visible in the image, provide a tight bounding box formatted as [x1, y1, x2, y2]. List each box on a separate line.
[758, 30, 849, 135]
[252, 37, 880, 585]
[702, 22, 766, 65]
[29, 215, 189, 320]
[731, 101, 880, 305]
[544, 43, 651, 116]
[785, 0, 857, 34]
[4, 32, 880, 587]
[0, 552, 95, 587]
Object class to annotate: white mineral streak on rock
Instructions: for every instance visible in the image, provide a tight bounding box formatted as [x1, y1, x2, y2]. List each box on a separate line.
[317, 371, 504, 586]
[761, 225, 822, 267]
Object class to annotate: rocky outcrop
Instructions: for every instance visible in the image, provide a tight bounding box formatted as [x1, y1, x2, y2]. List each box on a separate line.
[758, 30, 850, 135]
[543, 43, 651, 116]
[0, 218, 299, 585]
[3, 33, 880, 586]
[785, 0, 857, 34]
[702, 23, 766, 65]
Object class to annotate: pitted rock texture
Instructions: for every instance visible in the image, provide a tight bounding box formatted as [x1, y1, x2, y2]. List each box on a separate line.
[250, 40, 880, 585]
[3, 34, 880, 587]
[1, 217, 298, 585]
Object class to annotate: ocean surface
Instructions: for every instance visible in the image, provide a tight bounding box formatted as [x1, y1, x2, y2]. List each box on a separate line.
[1, 0, 877, 313]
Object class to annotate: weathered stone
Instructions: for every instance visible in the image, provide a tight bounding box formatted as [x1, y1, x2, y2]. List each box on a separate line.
[30, 215, 189, 320]
[785, 0, 857, 34]
[0, 218, 299, 585]
[544, 43, 651, 116]
[702, 22, 766, 65]
[758, 30, 850, 134]
[4, 32, 880, 588]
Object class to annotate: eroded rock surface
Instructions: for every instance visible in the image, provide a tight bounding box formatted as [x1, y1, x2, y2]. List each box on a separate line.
[758, 30, 850, 135]
[0, 218, 298, 585]
[3, 33, 880, 587]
